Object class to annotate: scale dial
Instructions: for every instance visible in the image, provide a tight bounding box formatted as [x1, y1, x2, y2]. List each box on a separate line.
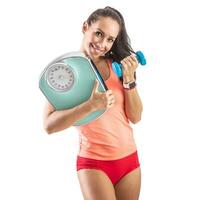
[46, 63, 75, 92]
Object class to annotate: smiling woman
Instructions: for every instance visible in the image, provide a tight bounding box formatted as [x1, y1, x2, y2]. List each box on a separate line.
[43, 6, 143, 200]
[81, 17, 120, 62]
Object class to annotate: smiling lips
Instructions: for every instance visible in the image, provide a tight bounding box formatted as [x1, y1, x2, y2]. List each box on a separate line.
[90, 43, 105, 54]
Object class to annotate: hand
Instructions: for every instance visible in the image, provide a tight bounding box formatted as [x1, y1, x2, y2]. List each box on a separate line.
[121, 54, 138, 83]
[89, 79, 115, 111]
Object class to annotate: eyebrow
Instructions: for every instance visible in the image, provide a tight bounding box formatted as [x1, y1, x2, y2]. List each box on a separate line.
[97, 28, 116, 39]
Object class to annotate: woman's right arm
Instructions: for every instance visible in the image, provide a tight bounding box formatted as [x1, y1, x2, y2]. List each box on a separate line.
[43, 99, 95, 134]
[43, 79, 115, 134]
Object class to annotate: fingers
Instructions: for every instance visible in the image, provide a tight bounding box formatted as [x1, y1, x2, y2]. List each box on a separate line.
[106, 89, 113, 96]
[92, 80, 115, 108]
[106, 98, 115, 108]
[121, 54, 138, 69]
[130, 54, 139, 65]
[106, 90, 115, 101]
[105, 90, 115, 108]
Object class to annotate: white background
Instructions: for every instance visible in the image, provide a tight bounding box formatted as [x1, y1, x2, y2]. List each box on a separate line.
[0, 0, 200, 199]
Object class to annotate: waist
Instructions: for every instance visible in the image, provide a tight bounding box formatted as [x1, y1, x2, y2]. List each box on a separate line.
[78, 135, 137, 160]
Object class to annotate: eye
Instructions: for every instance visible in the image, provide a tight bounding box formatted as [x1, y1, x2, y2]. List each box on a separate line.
[95, 31, 103, 37]
[108, 38, 114, 43]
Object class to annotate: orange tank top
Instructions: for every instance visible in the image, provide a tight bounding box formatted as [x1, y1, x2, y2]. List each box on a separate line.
[76, 59, 137, 160]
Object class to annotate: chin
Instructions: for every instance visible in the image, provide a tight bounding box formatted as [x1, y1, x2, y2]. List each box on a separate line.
[87, 51, 101, 60]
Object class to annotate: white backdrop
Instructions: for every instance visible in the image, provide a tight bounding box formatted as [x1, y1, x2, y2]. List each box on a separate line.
[0, 0, 200, 199]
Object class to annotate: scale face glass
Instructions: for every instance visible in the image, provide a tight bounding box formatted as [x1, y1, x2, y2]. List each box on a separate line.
[46, 63, 75, 92]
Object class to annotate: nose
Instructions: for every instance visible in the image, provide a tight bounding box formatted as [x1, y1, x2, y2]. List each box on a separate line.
[96, 38, 107, 50]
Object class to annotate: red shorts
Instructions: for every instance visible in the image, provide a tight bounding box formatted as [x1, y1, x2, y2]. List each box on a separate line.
[76, 151, 140, 185]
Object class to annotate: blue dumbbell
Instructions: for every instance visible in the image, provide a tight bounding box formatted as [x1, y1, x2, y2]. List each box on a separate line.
[112, 51, 146, 77]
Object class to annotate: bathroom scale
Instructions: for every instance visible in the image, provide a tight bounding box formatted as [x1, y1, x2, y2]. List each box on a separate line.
[39, 51, 108, 126]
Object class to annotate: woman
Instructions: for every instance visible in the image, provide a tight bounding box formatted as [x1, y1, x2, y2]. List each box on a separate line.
[43, 6, 143, 200]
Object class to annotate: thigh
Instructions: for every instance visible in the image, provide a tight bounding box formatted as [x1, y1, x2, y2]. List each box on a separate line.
[114, 167, 141, 200]
[77, 169, 116, 200]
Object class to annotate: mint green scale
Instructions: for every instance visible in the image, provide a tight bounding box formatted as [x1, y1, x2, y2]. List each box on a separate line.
[39, 52, 108, 126]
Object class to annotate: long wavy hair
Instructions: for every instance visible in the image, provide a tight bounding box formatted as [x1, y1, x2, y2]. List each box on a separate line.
[86, 6, 135, 63]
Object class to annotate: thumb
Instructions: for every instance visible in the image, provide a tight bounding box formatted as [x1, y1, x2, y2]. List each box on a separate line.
[92, 79, 99, 93]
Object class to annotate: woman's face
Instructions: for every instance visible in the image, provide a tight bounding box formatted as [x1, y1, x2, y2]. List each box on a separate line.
[81, 17, 120, 62]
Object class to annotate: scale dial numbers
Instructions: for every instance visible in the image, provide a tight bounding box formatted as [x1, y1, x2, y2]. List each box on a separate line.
[46, 63, 75, 92]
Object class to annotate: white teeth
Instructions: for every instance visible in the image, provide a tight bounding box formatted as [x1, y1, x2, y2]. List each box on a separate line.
[90, 44, 102, 53]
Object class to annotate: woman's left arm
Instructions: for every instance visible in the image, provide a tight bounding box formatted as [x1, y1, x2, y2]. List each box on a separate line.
[124, 86, 143, 124]
[121, 54, 143, 124]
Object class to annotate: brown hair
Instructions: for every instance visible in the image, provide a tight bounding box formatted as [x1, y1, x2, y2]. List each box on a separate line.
[86, 6, 135, 63]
